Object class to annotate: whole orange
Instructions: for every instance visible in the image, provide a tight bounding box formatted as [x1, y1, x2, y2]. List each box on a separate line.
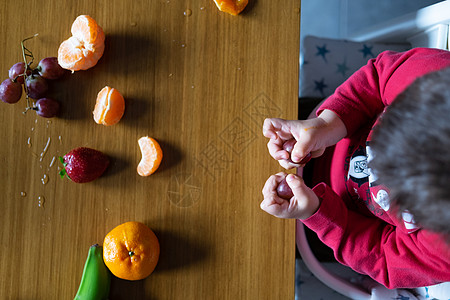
[103, 221, 160, 280]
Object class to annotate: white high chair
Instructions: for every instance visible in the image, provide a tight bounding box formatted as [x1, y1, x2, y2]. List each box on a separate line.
[296, 220, 372, 300]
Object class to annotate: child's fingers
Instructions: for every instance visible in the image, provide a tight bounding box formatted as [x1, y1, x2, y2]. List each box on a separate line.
[263, 118, 294, 140]
[262, 173, 286, 196]
[286, 174, 310, 200]
[278, 159, 299, 170]
[262, 118, 280, 139]
[285, 174, 320, 219]
[262, 174, 277, 196]
[260, 194, 289, 217]
[261, 173, 294, 218]
[260, 199, 284, 216]
[291, 139, 312, 163]
[261, 173, 320, 219]
[267, 138, 289, 160]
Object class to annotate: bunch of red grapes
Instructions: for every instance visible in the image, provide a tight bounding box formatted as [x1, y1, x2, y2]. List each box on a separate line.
[0, 56, 66, 118]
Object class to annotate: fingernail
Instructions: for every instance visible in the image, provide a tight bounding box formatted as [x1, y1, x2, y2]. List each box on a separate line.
[286, 174, 295, 182]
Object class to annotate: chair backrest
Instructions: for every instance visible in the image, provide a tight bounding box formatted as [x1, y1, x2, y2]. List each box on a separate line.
[299, 35, 410, 98]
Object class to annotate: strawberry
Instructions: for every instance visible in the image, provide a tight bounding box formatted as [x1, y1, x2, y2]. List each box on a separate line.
[59, 147, 109, 183]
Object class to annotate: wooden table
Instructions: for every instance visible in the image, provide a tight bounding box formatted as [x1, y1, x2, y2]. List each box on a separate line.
[0, 0, 300, 298]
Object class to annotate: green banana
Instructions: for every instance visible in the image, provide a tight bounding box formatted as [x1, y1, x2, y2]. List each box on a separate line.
[74, 244, 111, 300]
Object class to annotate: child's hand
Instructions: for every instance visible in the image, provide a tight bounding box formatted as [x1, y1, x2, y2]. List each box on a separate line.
[260, 173, 320, 219]
[263, 110, 347, 169]
[262, 118, 326, 169]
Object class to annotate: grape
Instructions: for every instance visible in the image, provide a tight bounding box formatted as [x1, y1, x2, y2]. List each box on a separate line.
[282, 139, 312, 164]
[25, 75, 48, 99]
[0, 78, 22, 104]
[35, 98, 60, 118]
[298, 153, 312, 164]
[277, 177, 294, 199]
[37, 57, 66, 80]
[8, 62, 30, 84]
[283, 139, 296, 153]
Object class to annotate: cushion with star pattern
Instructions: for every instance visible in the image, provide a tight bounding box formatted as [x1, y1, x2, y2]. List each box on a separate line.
[299, 36, 410, 98]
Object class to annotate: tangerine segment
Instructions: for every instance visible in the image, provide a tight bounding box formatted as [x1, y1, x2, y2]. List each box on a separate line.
[93, 86, 125, 126]
[57, 15, 105, 72]
[82, 41, 105, 69]
[103, 221, 160, 281]
[58, 36, 100, 71]
[71, 15, 105, 50]
[213, 0, 248, 15]
[137, 136, 163, 176]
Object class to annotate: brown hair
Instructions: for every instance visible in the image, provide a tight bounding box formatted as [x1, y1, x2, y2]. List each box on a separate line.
[370, 67, 450, 239]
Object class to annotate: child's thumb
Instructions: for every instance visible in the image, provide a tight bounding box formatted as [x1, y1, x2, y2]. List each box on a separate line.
[285, 173, 320, 219]
[286, 174, 306, 196]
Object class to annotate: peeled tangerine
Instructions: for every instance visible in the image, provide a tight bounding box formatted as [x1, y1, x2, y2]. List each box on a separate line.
[137, 137, 163, 176]
[58, 15, 105, 71]
[93, 86, 125, 126]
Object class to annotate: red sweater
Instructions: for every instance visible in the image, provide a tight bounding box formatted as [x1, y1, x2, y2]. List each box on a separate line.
[302, 48, 450, 289]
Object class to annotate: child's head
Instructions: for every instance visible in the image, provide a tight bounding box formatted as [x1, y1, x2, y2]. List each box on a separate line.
[370, 67, 450, 239]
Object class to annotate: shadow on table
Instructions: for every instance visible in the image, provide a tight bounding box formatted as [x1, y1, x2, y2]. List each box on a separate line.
[157, 139, 184, 173]
[120, 95, 152, 127]
[109, 278, 152, 300]
[241, 0, 258, 16]
[97, 32, 156, 76]
[155, 228, 211, 273]
[53, 72, 93, 121]
[99, 152, 130, 181]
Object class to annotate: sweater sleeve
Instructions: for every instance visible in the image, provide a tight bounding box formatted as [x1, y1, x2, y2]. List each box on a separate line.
[316, 48, 450, 137]
[302, 183, 450, 289]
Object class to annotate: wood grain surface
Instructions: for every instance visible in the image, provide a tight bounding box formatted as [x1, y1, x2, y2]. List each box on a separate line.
[0, 0, 300, 299]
